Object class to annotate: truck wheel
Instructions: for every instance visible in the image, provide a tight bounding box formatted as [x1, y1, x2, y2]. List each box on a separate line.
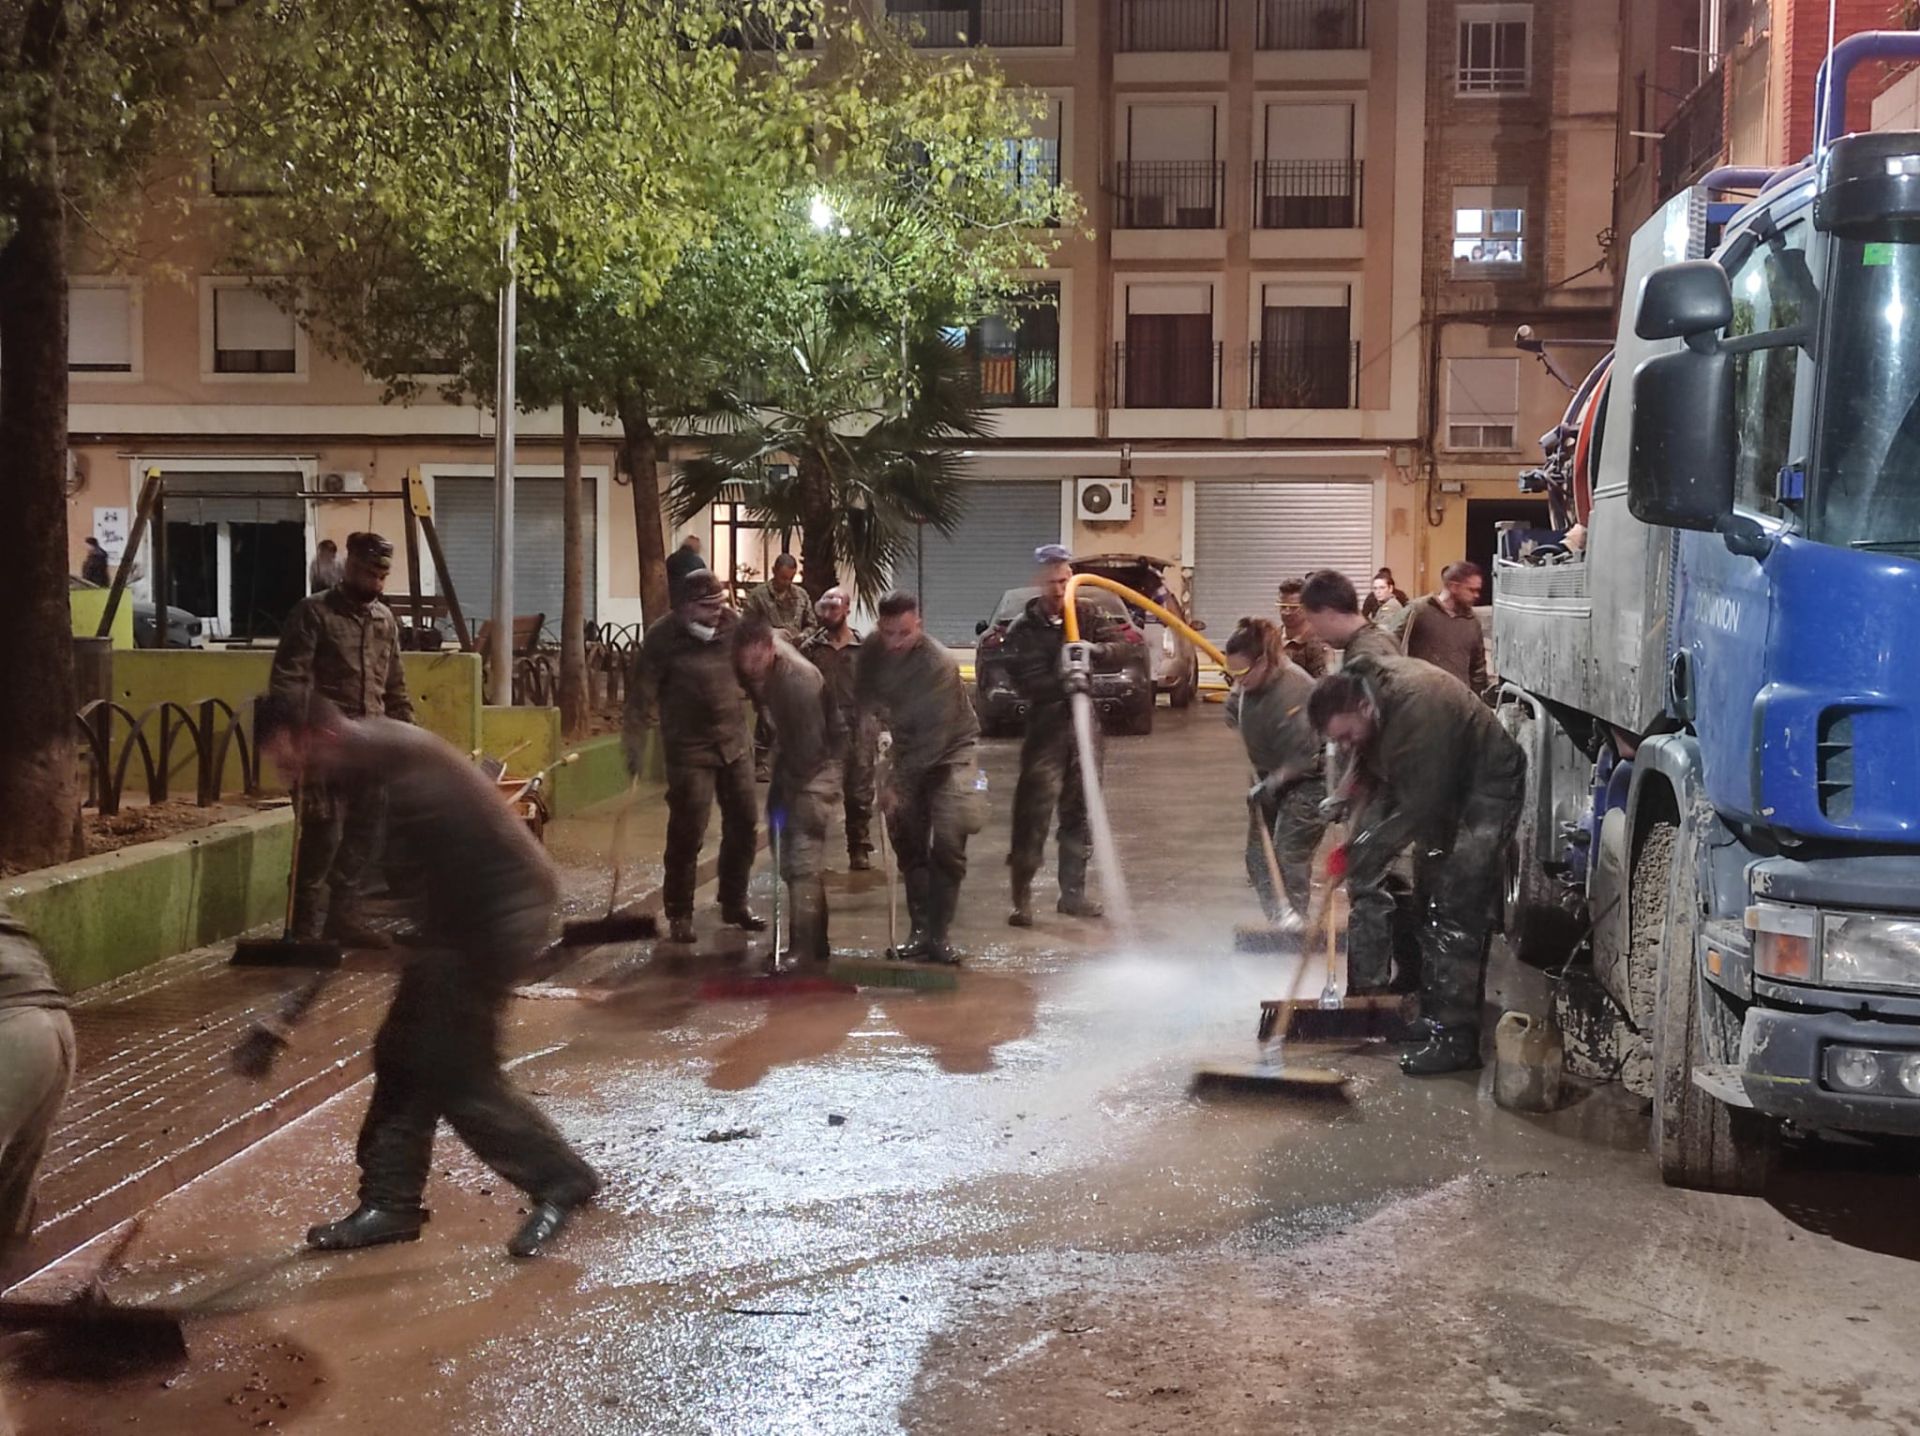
[1640, 815, 1777, 1194]
[1503, 711, 1584, 967]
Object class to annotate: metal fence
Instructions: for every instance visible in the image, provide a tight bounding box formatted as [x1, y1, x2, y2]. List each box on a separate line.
[1115, 0, 1225, 51]
[506, 629, 641, 712]
[1253, 159, 1363, 229]
[1112, 341, 1223, 410]
[887, 0, 1064, 46]
[1250, 340, 1361, 410]
[1659, 74, 1725, 202]
[76, 697, 259, 817]
[1114, 160, 1225, 229]
[1256, 0, 1365, 49]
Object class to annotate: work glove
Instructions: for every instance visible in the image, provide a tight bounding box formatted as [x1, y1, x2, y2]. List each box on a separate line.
[1326, 844, 1349, 881]
[231, 1020, 289, 1079]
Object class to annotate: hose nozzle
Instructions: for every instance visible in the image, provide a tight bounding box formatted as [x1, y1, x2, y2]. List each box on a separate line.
[1060, 640, 1094, 696]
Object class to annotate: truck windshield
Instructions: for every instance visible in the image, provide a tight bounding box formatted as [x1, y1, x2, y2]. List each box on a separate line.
[1813, 237, 1920, 555]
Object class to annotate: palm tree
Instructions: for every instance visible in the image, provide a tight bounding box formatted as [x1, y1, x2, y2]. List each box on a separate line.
[671, 311, 993, 602]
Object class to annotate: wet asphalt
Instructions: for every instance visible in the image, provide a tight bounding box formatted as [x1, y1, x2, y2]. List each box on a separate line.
[8, 708, 1920, 1434]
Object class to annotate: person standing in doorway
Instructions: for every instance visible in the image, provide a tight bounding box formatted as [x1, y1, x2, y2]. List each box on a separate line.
[802, 587, 875, 872]
[623, 570, 763, 946]
[1398, 561, 1489, 693]
[309, 538, 344, 593]
[857, 593, 981, 965]
[269, 531, 413, 948]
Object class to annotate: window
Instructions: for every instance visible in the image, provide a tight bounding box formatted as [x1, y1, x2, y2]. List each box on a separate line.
[69, 284, 136, 374]
[1119, 103, 1221, 229]
[211, 284, 298, 375]
[1725, 222, 1808, 519]
[1119, 283, 1216, 408]
[1258, 102, 1360, 229]
[886, 0, 1064, 47]
[1453, 186, 1526, 269]
[1001, 97, 1062, 211]
[211, 146, 281, 197]
[1445, 357, 1519, 450]
[1457, 5, 1530, 94]
[964, 282, 1060, 408]
[1255, 283, 1354, 409]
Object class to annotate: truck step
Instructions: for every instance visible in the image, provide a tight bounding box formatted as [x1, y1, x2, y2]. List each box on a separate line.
[1690, 1063, 1754, 1109]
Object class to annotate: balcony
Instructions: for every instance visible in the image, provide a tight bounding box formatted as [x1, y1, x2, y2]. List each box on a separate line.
[886, 0, 1063, 47]
[1113, 340, 1221, 409]
[1116, 0, 1225, 52]
[1253, 159, 1363, 229]
[1114, 161, 1224, 229]
[1256, 0, 1365, 49]
[971, 342, 1059, 408]
[1659, 74, 1725, 201]
[1250, 341, 1359, 409]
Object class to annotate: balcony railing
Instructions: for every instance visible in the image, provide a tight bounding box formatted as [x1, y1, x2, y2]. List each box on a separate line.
[972, 343, 1060, 408]
[1250, 340, 1360, 409]
[1659, 73, 1725, 201]
[1257, 0, 1365, 49]
[1113, 341, 1222, 409]
[1116, 0, 1225, 51]
[886, 0, 1064, 46]
[1114, 160, 1224, 229]
[1253, 159, 1363, 229]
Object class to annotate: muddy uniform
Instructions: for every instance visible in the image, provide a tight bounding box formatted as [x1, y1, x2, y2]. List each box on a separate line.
[332, 722, 598, 1218]
[0, 910, 72, 1242]
[759, 640, 845, 965]
[856, 632, 981, 952]
[1397, 595, 1489, 693]
[1339, 621, 1401, 666]
[269, 586, 414, 940]
[802, 627, 875, 864]
[625, 610, 756, 923]
[1001, 598, 1128, 909]
[1340, 657, 1524, 1027]
[743, 583, 814, 776]
[1226, 666, 1327, 920]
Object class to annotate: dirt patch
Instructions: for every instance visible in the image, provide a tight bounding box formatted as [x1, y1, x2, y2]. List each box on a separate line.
[83, 802, 265, 858]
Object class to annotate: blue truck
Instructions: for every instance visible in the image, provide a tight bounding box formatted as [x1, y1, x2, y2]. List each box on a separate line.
[1494, 32, 1920, 1192]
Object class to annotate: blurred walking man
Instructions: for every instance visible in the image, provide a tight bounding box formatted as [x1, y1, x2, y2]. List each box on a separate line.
[242, 697, 600, 1258]
[1002, 546, 1125, 925]
[624, 570, 763, 945]
[269, 531, 412, 947]
[802, 588, 875, 872]
[857, 593, 981, 965]
[1397, 562, 1489, 693]
[735, 618, 843, 967]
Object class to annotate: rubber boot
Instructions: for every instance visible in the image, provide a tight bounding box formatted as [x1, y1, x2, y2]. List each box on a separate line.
[923, 873, 962, 966]
[306, 1203, 426, 1251]
[848, 848, 873, 873]
[1399, 1021, 1483, 1076]
[507, 1200, 580, 1259]
[786, 879, 830, 967]
[667, 915, 697, 945]
[891, 869, 934, 961]
[1008, 869, 1036, 928]
[721, 904, 768, 933]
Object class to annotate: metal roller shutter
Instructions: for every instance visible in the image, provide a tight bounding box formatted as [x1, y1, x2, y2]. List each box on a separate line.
[893, 480, 1061, 645]
[434, 476, 597, 638]
[1191, 480, 1376, 637]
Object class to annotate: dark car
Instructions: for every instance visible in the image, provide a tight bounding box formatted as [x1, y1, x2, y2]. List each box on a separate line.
[69, 576, 204, 648]
[972, 585, 1155, 737]
[1068, 553, 1202, 710]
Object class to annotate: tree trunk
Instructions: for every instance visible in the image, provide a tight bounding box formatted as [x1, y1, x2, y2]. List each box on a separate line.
[796, 446, 838, 601]
[558, 390, 589, 738]
[0, 160, 82, 870]
[617, 388, 670, 626]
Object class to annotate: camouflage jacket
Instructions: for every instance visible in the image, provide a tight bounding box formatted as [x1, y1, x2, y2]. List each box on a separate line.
[269, 587, 413, 722]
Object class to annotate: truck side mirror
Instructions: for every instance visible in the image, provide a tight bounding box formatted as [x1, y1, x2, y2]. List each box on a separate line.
[1635, 260, 1733, 341]
[1627, 349, 1736, 531]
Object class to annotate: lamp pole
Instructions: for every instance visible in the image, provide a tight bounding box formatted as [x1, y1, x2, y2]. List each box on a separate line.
[487, 0, 520, 707]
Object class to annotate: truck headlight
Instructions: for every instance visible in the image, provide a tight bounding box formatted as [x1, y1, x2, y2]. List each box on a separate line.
[1820, 914, 1920, 994]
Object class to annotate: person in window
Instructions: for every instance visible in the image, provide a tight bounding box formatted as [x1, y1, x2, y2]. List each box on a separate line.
[308, 538, 343, 593]
[1470, 243, 1488, 262]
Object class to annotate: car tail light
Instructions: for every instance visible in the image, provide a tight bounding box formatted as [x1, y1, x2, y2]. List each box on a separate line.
[979, 629, 1005, 651]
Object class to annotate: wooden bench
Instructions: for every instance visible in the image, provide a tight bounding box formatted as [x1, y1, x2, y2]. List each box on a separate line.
[475, 614, 548, 658]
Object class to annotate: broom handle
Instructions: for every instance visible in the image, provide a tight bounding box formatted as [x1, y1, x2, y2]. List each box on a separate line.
[1252, 795, 1310, 1044]
[281, 783, 305, 939]
[878, 736, 896, 949]
[604, 773, 642, 920]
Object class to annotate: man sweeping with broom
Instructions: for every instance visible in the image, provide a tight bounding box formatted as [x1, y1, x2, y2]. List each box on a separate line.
[233, 695, 600, 1258]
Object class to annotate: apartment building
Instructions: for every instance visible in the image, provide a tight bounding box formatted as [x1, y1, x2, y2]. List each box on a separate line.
[1420, 0, 1617, 582]
[888, 0, 1433, 640]
[61, 0, 1436, 649]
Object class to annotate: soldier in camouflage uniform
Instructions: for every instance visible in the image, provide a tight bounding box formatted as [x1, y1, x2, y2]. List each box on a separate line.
[1276, 576, 1331, 678]
[268, 531, 413, 946]
[856, 592, 981, 966]
[741, 555, 815, 780]
[1309, 656, 1524, 1076]
[735, 618, 843, 966]
[801, 587, 875, 871]
[1221, 618, 1325, 921]
[1002, 550, 1128, 926]
[1299, 568, 1402, 666]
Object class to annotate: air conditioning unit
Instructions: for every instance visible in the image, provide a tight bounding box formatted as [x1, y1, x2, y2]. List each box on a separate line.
[319, 470, 367, 495]
[1076, 477, 1132, 522]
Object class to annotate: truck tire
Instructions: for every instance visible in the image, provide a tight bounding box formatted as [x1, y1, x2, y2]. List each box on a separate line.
[1640, 815, 1777, 1194]
[1503, 711, 1585, 967]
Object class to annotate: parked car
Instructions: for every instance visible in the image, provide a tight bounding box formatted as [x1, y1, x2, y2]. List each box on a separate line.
[69, 576, 205, 648]
[1068, 553, 1202, 710]
[973, 584, 1154, 737]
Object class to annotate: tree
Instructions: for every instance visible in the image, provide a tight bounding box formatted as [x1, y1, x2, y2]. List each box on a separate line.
[0, 0, 226, 868]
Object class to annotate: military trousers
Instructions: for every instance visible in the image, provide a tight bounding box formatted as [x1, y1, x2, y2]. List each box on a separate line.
[292, 779, 387, 940]
[1010, 717, 1095, 899]
[1246, 773, 1329, 921]
[771, 763, 840, 966]
[886, 753, 979, 943]
[663, 754, 758, 920]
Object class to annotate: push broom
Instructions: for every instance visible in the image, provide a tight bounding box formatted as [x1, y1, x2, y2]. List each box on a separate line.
[231, 785, 344, 968]
[827, 736, 958, 993]
[558, 773, 659, 948]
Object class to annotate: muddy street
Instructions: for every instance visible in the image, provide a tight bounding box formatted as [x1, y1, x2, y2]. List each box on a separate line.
[9, 712, 1919, 1435]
